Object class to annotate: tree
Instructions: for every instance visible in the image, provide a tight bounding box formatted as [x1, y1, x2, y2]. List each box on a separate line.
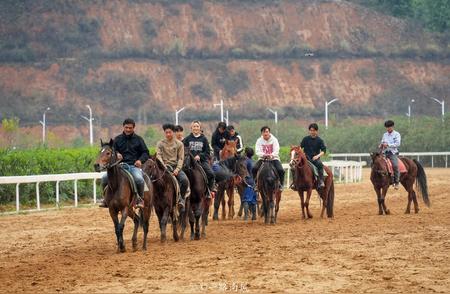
[1, 117, 19, 147]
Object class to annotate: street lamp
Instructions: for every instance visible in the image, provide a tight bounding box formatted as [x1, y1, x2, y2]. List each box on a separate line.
[224, 110, 229, 125]
[175, 107, 186, 125]
[213, 99, 224, 122]
[267, 108, 278, 136]
[405, 99, 415, 123]
[430, 97, 445, 122]
[81, 105, 94, 146]
[39, 107, 51, 144]
[325, 98, 338, 129]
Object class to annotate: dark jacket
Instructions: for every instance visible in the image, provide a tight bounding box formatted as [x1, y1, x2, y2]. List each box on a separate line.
[300, 135, 326, 160]
[227, 132, 243, 153]
[113, 132, 149, 165]
[211, 129, 228, 155]
[183, 133, 211, 163]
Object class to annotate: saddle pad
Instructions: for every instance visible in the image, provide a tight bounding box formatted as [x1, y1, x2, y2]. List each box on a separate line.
[385, 158, 407, 174]
[120, 168, 138, 195]
[307, 161, 328, 178]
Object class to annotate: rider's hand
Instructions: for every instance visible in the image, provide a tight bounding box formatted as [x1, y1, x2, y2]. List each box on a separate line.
[194, 155, 200, 161]
[312, 155, 320, 161]
[173, 170, 179, 176]
[134, 160, 142, 168]
[117, 153, 123, 161]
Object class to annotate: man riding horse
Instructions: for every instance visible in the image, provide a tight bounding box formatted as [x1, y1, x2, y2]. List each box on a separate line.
[252, 126, 285, 190]
[379, 120, 401, 189]
[156, 123, 190, 210]
[99, 118, 148, 209]
[300, 123, 327, 188]
[211, 121, 228, 162]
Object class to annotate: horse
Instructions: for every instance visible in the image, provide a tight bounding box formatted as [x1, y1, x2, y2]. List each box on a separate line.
[256, 157, 282, 224]
[290, 146, 335, 219]
[370, 152, 430, 215]
[142, 155, 179, 242]
[213, 140, 246, 220]
[94, 139, 153, 252]
[181, 150, 210, 240]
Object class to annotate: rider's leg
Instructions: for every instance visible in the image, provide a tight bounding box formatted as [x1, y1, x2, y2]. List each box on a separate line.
[273, 160, 285, 189]
[176, 170, 189, 209]
[389, 153, 400, 188]
[129, 166, 145, 208]
[252, 160, 262, 190]
[99, 173, 108, 207]
[200, 161, 216, 197]
[313, 159, 325, 188]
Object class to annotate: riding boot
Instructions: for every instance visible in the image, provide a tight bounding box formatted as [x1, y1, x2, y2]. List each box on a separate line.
[135, 184, 145, 209]
[99, 184, 108, 208]
[318, 170, 325, 189]
[243, 202, 249, 221]
[250, 203, 257, 220]
[207, 181, 216, 199]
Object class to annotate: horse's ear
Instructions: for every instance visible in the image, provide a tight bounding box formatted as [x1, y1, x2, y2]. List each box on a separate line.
[109, 138, 114, 147]
[100, 139, 103, 146]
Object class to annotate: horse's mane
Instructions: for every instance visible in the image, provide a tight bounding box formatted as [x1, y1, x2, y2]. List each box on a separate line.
[150, 154, 166, 170]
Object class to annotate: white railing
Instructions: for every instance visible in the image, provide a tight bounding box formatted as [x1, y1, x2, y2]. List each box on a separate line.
[0, 172, 105, 214]
[282, 160, 367, 187]
[330, 152, 450, 168]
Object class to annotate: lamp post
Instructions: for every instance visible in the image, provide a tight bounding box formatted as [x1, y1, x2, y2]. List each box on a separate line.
[224, 110, 229, 125]
[430, 97, 445, 123]
[175, 107, 186, 125]
[405, 99, 415, 124]
[325, 98, 338, 130]
[267, 108, 278, 136]
[214, 99, 224, 122]
[81, 105, 94, 146]
[39, 107, 51, 144]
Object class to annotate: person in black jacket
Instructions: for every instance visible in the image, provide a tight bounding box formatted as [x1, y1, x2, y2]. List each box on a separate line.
[300, 123, 327, 188]
[99, 118, 149, 208]
[183, 120, 216, 198]
[226, 125, 243, 154]
[211, 121, 228, 162]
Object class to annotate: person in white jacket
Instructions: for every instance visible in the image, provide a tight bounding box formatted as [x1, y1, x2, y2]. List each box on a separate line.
[252, 126, 285, 189]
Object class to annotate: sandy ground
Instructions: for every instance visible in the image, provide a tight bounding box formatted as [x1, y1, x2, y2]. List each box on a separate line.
[0, 168, 449, 293]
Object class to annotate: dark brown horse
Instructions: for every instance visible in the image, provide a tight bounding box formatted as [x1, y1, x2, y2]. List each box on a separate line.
[142, 155, 179, 242]
[213, 140, 245, 220]
[370, 152, 430, 215]
[94, 139, 153, 252]
[290, 146, 335, 219]
[181, 151, 210, 240]
[256, 158, 282, 224]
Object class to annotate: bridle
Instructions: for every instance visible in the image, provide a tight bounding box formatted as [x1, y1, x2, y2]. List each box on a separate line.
[98, 146, 122, 170]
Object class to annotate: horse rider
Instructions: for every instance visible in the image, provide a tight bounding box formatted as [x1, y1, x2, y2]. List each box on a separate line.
[183, 120, 216, 198]
[211, 121, 228, 162]
[156, 123, 190, 210]
[99, 118, 148, 208]
[300, 123, 327, 188]
[252, 126, 285, 190]
[226, 125, 244, 154]
[379, 120, 401, 189]
[175, 124, 184, 141]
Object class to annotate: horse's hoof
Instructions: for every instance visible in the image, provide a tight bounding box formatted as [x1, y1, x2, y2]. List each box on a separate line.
[415, 209, 419, 214]
[378, 211, 383, 215]
[142, 246, 147, 251]
[385, 210, 390, 215]
[201, 232, 206, 239]
[190, 234, 195, 241]
[405, 210, 411, 214]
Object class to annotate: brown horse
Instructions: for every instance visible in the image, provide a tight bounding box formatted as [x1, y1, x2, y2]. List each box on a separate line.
[181, 150, 210, 240]
[94, 139, 153, 252]
[214, 140, 245, 220]
[142, 155, 179, 242]
[370, 152, 430, 215]
[290, 146, 335, 219]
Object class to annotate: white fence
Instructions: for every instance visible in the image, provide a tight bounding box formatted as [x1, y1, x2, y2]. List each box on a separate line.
[331, 152, 450, 168]
[283, 160, 367, 187]
[0, 172, 105, 214]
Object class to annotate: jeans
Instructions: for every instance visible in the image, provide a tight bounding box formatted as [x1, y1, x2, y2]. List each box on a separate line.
[101, 163, 145, 195]
[175, 170, 189, 198]
[385, 152, 399, 183]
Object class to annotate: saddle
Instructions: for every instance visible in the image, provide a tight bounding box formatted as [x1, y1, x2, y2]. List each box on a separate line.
[165, 165, 182, 201]
[307, 161, 328, 179]
[384, 157, 407, 175]
[256, 160, 280, 183]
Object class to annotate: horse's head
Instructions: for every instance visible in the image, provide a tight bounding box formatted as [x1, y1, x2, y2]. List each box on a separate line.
[94, 139, 119, 172]
[220, 140, 237, 160]
[142, 154, 165, 178]
[289, 145, 306, 168]
[370, 152, 389, 176]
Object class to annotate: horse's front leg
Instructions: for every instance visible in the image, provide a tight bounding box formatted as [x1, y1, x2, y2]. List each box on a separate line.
[274, 190, 281, 223]
[237, 185, 244, 218]
[142, 206, 151, 251]
[298, 190, 306, 219]
[160, 207, 169, 242]
[381, 186, 390, 215]
[117, 208, 128, 253]
[131, 210, 139, 251]
[305, 189, 313, 219]
[201, 204, 208, 238]
[227, 186, 235, 219]
[194, 205, 201, 240]
[320, 189, 327, 218]
[109, 209, 121, 253]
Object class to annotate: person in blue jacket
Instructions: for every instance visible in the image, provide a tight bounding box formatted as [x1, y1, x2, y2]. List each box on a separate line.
[242, 147, 257, 221]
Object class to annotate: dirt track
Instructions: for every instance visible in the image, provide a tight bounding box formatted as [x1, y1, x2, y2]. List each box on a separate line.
[1, 169, 449, 293]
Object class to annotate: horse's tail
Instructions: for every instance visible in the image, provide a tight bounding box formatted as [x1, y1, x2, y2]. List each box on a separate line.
[326, 180, 335, 218]
[413, 159, 430, 207]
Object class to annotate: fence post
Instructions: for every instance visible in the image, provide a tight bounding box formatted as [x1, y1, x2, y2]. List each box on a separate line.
[74, 179, 78, 207]
[93, 179, 97, 204]
[36, 182, 40, 211]
[446, 155, 448, 168]
[56, 181, 60, 208]
[16, 183, 20, 212]
[432, 155, 434, 168]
